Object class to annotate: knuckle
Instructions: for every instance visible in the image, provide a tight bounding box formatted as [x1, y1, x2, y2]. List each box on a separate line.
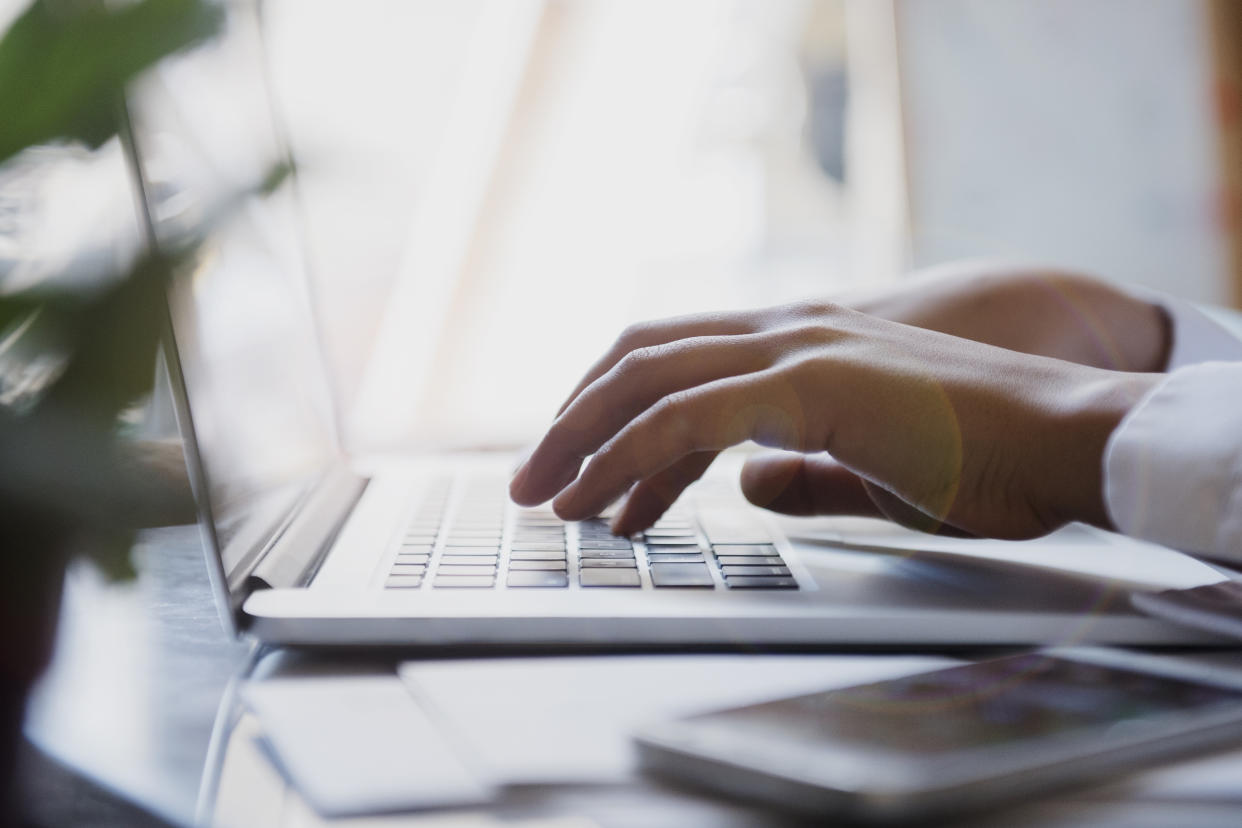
[766, 323, 840, 363]
[762, 300, 846, 334]
[614, 343, 665, 376]
[649, 388, 684, 421]
[795, 298, 844, 320]
[617, 321, 653, 349]
[651, 390, 698, 448]
[786, 321, 838, 347]
[612, 349, 642, 377]
[589, 439, 616, 466]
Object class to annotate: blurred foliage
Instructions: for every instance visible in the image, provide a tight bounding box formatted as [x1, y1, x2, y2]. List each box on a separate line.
[0, 0, 222, 166]
[0, 0, 282, 579]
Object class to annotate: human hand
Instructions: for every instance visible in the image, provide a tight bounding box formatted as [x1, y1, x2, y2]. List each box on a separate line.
[509, 300, 1161, 538]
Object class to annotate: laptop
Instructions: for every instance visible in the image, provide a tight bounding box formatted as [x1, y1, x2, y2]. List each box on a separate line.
[123, 3, 1225, 650]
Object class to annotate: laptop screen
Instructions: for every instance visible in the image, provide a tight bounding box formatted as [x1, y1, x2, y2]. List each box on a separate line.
[127, 3, 340, 594]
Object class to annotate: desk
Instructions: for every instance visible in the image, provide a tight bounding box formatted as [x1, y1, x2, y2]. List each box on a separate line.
[22, 526, 1242, 827]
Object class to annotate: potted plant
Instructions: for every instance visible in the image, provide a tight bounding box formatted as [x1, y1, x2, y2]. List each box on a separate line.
[0, 0, 283, 817]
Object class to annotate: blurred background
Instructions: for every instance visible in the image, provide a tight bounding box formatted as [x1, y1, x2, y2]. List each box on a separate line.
[257, 0, 1236, 451]
[4, 0, 1237, 453]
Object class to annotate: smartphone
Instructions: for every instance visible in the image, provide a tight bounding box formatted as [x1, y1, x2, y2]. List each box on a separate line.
[633, 648, 1242, 823]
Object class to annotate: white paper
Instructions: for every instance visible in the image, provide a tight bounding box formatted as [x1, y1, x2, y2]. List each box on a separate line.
[398, 654, 954, 785]
[242, 677, 494, 817]
[783, 516, 1225, 591]
[1106, 748, 1242, 803]
[213, 715, 595, 828]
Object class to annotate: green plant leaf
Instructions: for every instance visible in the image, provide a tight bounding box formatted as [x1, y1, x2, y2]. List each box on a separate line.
[0, 0, 223, 165]
[87, 530, 140, 582]
[42, 250, 171, 421]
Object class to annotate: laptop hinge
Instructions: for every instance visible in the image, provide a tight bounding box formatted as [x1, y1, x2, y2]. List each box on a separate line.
[247, 467, 368, 592]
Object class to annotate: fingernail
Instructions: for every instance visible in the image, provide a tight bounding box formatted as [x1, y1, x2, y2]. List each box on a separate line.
[510, 448, 533, 478]
[551, 485, 582, 520]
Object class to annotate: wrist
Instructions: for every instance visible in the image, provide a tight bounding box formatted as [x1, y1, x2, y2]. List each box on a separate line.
[1045, 369, 1164, 530]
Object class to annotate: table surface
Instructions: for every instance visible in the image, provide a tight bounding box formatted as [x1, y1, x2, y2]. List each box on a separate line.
[22, 526, 1242, 827]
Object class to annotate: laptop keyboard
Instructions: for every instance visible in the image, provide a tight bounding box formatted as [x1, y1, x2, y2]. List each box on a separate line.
[383, 477, 798, 591]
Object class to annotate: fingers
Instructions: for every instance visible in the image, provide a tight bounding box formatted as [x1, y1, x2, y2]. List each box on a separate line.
[551, 369, 808, 520]
[740, 451, 880, 517]
[511, 334, 777, 506]
[553, 310, 764, 418]
[611, 451, 718, 535]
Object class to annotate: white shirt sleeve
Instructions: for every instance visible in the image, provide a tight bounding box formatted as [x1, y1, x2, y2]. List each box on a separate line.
[1104, 292, 1242, 560]
[1157, 293, 1242, 369]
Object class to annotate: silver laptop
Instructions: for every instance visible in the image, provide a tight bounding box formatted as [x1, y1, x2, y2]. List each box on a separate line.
[126, 3, 1223, 650]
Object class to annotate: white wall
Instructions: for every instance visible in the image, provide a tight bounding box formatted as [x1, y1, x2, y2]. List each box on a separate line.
[898, 0, 1229, 304]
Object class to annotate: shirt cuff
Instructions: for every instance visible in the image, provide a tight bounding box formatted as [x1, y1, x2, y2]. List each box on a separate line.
[1105, 362, 1242, 561]
[1122, 285, 1242, 369]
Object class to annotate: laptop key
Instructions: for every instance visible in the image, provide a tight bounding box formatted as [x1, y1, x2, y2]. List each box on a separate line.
[711, 544, 779, 557]
[722, 565, 792, 578]
[508, 559, 568, 571]
[435, 554, 496, 566]
[433, 575, 495, 588]
[646, 552, 705, 564]
[577, 539, 634, 550]
[644, 544, 700, 553]
[391, 563, 427, 575]
[580, 569, 641, 587]
[438, 564, 498, 576]
[716, 555, 784, 567]
[510, 542, 566, 551]
[385, 575, 424, 589]
[699, 513, 771, 545]
[578, 558, 637, 569]
[507, 571, 569, 588]
[446, 533, 502, 543]
[725, 576, 798, 590]
[645, 531, 695, 543]
[441, 546, 500, 555]
[650, 563, 715, 588]
[651, 521, 693, 532]
[643, 539, 702, 550]
[394, 553, 430, 565]
[510, 550, 568, 561]
[577, 549, 636, 559]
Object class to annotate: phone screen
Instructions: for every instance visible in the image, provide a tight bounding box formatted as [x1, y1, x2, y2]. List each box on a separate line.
[685, 654, 1242, 757]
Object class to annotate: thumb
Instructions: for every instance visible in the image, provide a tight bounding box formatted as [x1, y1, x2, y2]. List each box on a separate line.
[741, 450, 974, 537]
[740, 451, 882, 518]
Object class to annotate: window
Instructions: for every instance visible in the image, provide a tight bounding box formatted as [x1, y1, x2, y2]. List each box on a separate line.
[262, 0, 903, 448]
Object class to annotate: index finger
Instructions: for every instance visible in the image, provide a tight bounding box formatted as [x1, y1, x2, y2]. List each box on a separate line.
[513, 334, 776, 506]
[552, 369, 812, 520]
